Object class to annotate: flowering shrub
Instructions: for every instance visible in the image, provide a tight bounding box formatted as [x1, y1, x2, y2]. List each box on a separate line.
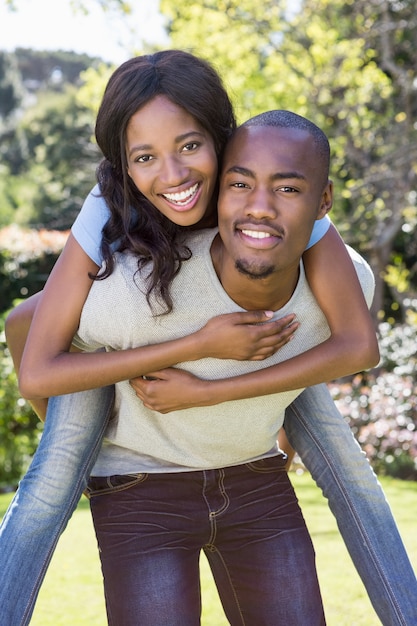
[378, 304, 417, 376]
[0, 225, 69, 314]
[0, 224, 69, 261]
[329, 372, 417, 480]
[326, 311, 417, 480]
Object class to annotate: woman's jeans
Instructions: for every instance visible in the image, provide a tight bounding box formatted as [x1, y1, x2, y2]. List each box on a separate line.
[0, 383, 416, 625]
[0, 387, 114, 626]
[88, 458, 325, 625]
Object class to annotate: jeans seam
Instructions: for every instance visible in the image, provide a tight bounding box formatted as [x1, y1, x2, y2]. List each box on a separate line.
[205, 547, 246, 626]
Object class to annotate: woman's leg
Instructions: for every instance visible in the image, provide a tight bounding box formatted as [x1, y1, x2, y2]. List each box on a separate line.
[0, 385, 114, 626]
[284, 384, 417, 626]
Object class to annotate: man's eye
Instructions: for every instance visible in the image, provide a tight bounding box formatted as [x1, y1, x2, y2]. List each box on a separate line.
[279, 186, 297, 193]
[231, 182, 248, 188]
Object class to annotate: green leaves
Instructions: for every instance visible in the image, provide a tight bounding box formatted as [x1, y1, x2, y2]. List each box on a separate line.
[160, 0, 417, 320]
[0, 314, 41, 490]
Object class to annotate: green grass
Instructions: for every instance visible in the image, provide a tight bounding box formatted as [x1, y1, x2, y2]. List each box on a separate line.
[1, 473, 416, 625]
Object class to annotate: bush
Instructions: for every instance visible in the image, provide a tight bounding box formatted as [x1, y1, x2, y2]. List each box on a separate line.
[378, 308, 417, 376]
[328, 315, 417, 480]
[329, 372, 417, 480]
[0, 313, 42, 490]
[0, 225, 67, 314]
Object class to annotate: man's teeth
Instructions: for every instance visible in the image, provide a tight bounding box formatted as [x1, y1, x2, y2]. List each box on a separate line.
[241, 229, 273, 239]
[163, 183, 199, 205]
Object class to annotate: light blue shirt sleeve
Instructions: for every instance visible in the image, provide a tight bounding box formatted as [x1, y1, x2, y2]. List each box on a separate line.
[71, 185, 111, 265]
[306, 214, 331, 250]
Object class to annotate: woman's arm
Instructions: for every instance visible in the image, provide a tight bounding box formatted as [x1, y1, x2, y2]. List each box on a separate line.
[18, 234, 298, 400]
[130, 225, 380, 412]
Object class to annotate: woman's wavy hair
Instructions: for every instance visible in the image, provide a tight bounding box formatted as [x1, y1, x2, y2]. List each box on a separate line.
[94, 49, 236, 313]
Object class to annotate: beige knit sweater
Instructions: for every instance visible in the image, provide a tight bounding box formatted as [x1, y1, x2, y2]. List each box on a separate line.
[75, 228, 375, 475]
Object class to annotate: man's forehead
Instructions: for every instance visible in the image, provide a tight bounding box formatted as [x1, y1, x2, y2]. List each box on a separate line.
[222, 124, 314, 172]
[229, 123, 310, 147]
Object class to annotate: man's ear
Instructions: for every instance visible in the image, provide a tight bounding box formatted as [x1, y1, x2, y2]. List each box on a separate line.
[317, 179, 333, 219]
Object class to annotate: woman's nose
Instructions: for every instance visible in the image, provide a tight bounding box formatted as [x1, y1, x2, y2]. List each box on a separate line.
[159, 155, 188, 186]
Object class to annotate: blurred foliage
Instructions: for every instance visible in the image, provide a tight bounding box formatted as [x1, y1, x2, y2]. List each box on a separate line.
[0, 51, 23, 119]
[160, 0, 417, 322]
[0, 310, 42, 491]
[330, 370, 417, 481]
[329, 301, 417, 480]
[0, 226, 68, 310]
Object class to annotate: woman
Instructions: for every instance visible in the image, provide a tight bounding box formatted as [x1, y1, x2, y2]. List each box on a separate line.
[3, 50, 416, 625]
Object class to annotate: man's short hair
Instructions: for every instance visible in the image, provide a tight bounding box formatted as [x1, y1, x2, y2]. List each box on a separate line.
[243, 110, 330, 181]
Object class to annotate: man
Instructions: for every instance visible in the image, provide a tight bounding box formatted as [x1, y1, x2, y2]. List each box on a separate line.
[64, 110, 372, 623]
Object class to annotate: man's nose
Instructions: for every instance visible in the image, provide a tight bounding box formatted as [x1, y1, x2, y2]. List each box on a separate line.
[246, 188, 277, 218]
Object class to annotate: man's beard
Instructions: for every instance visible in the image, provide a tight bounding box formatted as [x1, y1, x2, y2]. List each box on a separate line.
[235, 259, 275, 280]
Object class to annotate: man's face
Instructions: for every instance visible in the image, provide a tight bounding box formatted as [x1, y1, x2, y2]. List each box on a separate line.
[217, 125, 332, 281]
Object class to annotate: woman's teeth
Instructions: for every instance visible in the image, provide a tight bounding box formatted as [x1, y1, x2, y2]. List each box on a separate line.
[163, 183, 199, 205]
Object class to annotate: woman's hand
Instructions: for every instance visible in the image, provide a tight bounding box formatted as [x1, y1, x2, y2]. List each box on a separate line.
[197, 311, 298, 361]
[130, 368, 210, 413]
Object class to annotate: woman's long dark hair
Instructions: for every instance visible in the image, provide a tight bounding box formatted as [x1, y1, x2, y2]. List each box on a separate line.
[94, 50, 236, 312]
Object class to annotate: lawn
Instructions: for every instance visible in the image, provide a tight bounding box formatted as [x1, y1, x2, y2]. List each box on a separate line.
[1, 472, 416, 625]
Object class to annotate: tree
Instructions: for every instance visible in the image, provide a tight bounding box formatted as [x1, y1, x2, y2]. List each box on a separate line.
[160, 0, 417, 323]
[0, 51, 23, 120]
[0, 49, 106, 229]
[17, 86, 101, 229]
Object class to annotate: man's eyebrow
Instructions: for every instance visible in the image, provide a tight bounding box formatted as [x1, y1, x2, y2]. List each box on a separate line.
[224, 166, 306, 182]
[224, 165, 255, 177]
[271, 171, 306, 181]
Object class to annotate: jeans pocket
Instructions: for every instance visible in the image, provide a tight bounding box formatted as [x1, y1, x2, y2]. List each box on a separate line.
[86, 473, 148, 498]
[246, 454, 288, 474]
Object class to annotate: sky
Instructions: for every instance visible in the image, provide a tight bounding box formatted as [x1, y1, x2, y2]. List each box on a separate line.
[0, 0, 168, 64]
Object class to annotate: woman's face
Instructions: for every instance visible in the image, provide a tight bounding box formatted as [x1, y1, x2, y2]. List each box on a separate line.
[126, 95, 218, 226]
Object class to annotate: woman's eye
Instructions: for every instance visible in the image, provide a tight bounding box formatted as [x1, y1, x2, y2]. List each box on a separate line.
[182, 142, 199, 152]
[136, 154, 153, 163]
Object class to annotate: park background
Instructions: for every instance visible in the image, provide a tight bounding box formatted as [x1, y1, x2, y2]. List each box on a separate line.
[0, 0, 416, 622]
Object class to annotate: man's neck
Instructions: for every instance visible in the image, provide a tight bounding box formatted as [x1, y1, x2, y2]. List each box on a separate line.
[210, 234, 300, 312]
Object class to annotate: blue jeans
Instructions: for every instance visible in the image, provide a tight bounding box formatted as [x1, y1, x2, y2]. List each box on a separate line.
[0, 383, 416, 625]
[87, 457, 325, 625]
[0, 386, 115, 626]
[285, 385, 417, 625]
